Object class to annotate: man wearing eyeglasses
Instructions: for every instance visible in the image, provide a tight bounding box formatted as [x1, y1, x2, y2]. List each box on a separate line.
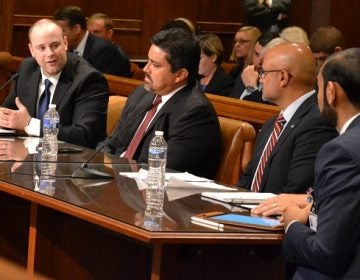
[237, 42, 337, 194]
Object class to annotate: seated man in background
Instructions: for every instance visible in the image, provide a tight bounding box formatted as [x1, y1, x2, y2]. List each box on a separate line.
[0, 19, 108, 149]
[309, 25, 346, 73]
[230, 31, 279, 102]
[54, 5, 131, 77]
[101, 28, 222, 179]
[237, 43, 337, 194]
[281, 48, 360, 279]
[87, 12, 130, 72]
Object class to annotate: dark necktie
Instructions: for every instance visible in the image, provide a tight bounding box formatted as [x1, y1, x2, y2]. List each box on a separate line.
[251, 113, 286, 192]
[124, 95, 162, 159]
[37, 79, 52, 120]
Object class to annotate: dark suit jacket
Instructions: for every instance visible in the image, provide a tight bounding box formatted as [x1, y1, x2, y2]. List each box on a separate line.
[83, 33, 131, 77]
[245, 0, 291, 32]
[103, 82, 222, 179]
[238, 94, 337, 194]
[3, 53, 108, 148]
[229, 62, 244, 80]
[201, 67, 234, 97]
[283, 116, 360, 279]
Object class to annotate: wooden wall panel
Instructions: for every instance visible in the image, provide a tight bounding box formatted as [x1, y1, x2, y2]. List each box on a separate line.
[328, 0, 360, 47]
[6, 0, 360, 61]
[289, 0, 312, 35]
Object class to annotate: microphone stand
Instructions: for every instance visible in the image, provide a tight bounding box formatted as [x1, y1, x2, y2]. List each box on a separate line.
[0, 73, 19, 91]
[71, 103, 153, 179]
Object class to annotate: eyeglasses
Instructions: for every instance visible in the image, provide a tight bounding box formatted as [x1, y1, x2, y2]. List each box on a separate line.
[258, 69, 292, 79]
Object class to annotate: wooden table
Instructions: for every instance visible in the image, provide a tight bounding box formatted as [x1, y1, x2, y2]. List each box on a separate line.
[0, 139, 285, 279]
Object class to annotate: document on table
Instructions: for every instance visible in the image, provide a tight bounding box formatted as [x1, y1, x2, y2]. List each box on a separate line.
[201, 191, 276, 209]
[120, 169, 236, 201]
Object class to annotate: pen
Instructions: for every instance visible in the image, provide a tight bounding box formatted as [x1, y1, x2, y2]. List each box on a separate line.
[191, 216, 224, 230]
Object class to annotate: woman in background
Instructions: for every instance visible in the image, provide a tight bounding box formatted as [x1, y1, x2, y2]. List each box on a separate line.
[228, 26, 261, 80]
[198, 33, 234, 96]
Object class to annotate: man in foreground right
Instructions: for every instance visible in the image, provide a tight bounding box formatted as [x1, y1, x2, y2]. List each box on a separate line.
[237, 42, 337, 194]
[280, 48, 360, 279]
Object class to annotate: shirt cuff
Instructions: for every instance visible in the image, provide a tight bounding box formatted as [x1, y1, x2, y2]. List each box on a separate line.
[24, 118, 41, 137]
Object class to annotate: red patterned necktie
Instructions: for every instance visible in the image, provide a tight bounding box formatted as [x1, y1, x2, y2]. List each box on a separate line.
[251, 113, 286, 192]
[124, 95, 162, 159]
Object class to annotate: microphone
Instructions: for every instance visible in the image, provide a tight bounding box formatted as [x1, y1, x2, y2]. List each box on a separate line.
[0, 73, 19, 92]
[71, 102, 153, 179]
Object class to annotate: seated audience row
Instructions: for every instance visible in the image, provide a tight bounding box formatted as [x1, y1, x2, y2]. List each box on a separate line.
[54, 5, 131, 78]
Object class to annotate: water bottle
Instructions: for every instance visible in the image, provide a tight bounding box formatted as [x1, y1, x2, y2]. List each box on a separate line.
[145, 131, 167, 218]
[42, 104, 60, 167]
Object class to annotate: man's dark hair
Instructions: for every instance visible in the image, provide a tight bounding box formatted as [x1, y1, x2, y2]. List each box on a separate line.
[54, 5, 87, 31]
[322, 48, 360, 108]
[257, 31, 279, 47]
[151, 28, 200, 85]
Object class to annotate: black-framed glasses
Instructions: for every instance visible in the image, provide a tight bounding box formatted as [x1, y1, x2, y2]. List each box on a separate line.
[258, 69, 292, 79]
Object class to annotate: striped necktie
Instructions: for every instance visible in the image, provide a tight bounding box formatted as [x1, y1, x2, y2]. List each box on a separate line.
[251, 113, 286, 192]
[124, 95, 162, 159]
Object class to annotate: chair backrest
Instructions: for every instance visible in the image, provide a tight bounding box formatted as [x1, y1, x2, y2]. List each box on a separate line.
[0, 51, 23, 104]
[106, 95, 127, 135]
[216, 116, 256, 185]
[130, 62, 145, 81]
[221, 62, 237, 74]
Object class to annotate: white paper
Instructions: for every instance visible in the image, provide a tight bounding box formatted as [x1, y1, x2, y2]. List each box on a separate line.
[120, 169, 236, 201]
[201, 191, 276, 204]
[120, 168, 215, 183]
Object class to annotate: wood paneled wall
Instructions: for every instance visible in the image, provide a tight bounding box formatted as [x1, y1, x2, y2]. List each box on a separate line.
[1, 0, 359, 60]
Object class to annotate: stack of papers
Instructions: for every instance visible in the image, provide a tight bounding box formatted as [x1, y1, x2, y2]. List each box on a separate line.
[201, 191, 276, 210]
[120, 169, 236, 201]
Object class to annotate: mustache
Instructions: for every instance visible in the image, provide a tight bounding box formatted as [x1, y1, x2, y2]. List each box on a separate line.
[145, 73, 152, 82]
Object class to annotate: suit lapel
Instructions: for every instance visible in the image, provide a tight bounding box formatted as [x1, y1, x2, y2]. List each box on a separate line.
[51, 55, 75, 109]
[24, 70, 41, 116]
[83, 34, 94, 60]
[269, 94, 316, 157]
[145, 85, 191, 134]
[259, 94, 316, 191]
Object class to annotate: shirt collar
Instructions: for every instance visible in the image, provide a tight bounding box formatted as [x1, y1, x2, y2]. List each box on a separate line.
[75, 31, 89, 57]
[40, 69, 61, 88]
[339, 113, 360, 134]
[282, 90, 315, 124]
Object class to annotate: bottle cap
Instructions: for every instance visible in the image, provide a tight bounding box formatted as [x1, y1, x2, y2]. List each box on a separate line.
[155, 131, 164, 136]
[49, 104, 56, 109]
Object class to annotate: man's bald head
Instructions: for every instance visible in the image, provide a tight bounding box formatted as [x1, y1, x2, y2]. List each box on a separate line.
[260, 43, 317, 107]
[264, 43, 316, 88]
[28, 19, 64, 42]
[28, 18, 68, 76]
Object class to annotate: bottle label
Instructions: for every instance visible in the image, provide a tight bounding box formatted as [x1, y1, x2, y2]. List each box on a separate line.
[149, 147, 167, 159]
[43, 118, 60, 129]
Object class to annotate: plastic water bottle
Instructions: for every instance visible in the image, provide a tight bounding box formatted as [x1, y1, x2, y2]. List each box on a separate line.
[41, 104, 60, 165]
[145, 131, 167, 218]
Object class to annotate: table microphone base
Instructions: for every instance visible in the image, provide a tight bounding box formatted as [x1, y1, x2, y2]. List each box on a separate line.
[72, 167, 114, 179]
